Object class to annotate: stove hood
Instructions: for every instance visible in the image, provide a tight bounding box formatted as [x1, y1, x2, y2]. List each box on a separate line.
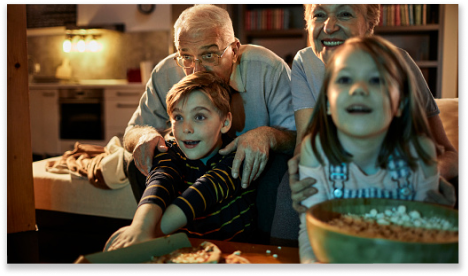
[65, 23, 125, 34]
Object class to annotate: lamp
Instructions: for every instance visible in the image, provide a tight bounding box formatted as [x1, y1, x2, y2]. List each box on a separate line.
[88, 35, 101, 52]
[63, 33, 103, 53]
[63, 35, 72, 53]
[77, 35, 86, 52]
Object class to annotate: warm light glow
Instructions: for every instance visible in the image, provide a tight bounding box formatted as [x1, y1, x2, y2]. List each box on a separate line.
[63, 39, 72, 53]
[88, 39, 99, 52]
[77, 38, 86, 52]
[64, 34, 103, 52]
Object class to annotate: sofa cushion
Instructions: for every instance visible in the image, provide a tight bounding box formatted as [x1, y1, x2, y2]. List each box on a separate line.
[434, 98, 458, 152]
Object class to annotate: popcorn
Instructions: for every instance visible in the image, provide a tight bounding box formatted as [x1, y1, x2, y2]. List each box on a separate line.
[352, 205, 457, 231]
[328, 204, 458, 242]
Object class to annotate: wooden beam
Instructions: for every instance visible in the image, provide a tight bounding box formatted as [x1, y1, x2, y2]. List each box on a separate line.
[7, 4, 36, 233]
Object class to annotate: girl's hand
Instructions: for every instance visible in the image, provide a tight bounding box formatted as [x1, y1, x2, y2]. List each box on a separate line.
[288, 154, 318, 213]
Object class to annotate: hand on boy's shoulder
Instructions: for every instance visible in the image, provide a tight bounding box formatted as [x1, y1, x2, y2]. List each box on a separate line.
[299, 134, 321, 168]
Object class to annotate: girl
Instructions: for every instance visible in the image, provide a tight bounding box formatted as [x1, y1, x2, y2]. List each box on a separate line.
[297, 36, 440, 263]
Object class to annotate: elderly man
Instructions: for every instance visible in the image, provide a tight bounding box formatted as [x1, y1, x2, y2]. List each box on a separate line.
[122, 4, 296, 246]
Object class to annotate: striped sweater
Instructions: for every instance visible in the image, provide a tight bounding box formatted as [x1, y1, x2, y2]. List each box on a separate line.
[139, 136, 256, 242]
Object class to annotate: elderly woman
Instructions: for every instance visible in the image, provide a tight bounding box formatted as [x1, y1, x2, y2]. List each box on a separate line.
[270, 4, 458, 246]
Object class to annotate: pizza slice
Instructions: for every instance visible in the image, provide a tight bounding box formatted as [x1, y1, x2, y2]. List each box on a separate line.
[225, 251, 250, 264]
[148, 241, 221, 264]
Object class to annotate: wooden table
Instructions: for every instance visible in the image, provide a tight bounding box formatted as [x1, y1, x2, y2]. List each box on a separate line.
[189, 238, 299, 264]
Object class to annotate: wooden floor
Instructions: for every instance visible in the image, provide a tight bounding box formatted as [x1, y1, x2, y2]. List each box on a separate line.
[7, 210, 131, 263]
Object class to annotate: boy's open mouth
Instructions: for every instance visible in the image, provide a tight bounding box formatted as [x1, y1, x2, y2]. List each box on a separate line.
[183, 140, 200, 146]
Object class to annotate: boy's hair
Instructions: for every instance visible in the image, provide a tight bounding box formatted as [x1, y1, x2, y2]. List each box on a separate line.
[166, 71, 231, 118]
[304, 4, 380, 35]
[306, 35, 435, 170]
[174, 4, 235, 49]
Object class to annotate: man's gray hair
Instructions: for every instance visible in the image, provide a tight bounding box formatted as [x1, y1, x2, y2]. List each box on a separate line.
[174, 4, 235, 47]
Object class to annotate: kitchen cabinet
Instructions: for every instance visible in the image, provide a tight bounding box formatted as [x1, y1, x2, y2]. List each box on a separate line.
[104, 88, 143, 142]
[29, 82, 145, 157]
[29, 88, 61, 157]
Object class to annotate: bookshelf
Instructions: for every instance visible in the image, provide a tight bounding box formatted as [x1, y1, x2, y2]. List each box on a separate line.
[374, 4, 445, 98]
[228, 4, 456, 97]
[232, 4, 308, 67]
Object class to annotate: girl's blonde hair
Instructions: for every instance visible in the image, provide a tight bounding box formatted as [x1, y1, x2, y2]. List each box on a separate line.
[174, 4, 235, 48]
[166, 71, 231, 119]
[306, 35, 435, 170]
[304, 4, 380, 35]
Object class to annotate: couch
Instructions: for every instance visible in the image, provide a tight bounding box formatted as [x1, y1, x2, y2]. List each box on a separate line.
[435, 98, 458, 152]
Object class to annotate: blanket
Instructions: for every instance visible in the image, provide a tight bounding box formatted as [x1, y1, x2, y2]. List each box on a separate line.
[45, 136, 132, 190]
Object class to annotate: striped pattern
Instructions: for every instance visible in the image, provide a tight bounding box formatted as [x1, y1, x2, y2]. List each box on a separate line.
[337, 187, 413, 200]
[139, 138, 256, 242]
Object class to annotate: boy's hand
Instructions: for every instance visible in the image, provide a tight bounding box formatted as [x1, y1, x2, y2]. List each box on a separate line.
[288, 154, 318, 213]
[105, 225, 155, 251]
[133, 132, 168, 176]
[219, 128, 269, 189]
[105, 204, 164, 251]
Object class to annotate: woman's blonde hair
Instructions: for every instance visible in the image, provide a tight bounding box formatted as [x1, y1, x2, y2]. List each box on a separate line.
[174, 4, 235, 48]
[304, 4, 380, 35]
[166, 71, 231, 119]
[305, 36, 435, 170]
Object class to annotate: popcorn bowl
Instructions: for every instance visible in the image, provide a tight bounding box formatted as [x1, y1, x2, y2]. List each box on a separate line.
[306, 198, 458, 263]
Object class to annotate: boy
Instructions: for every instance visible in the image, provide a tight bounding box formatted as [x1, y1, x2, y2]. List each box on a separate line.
[106, 72, 256, 251]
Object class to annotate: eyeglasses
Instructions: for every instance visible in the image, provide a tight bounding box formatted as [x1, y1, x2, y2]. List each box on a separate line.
[174, 42, 235, 69]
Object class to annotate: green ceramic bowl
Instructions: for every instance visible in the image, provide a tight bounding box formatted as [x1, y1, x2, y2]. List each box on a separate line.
[306, 198, 458, 263]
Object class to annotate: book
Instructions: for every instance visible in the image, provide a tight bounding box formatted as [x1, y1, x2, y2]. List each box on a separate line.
[280, 9, 284, 29]
[400, 4, 405, 26]
[252, 10, 257, 30]
[387, 5, 392, 26]
[415, 4, 422, 25]
[395, 5, 401, 26]
[404, 5, 410, 26]
[283, 9, 290, 29]
[273, 9, 278, 30]
[257, 10, 263, 30]
[426, 4, 437, 24]
[382, 5, 387, 26]
[409, 4, 414, 25]
[422, 4, 427, 25]
[379, 5, 382, 26]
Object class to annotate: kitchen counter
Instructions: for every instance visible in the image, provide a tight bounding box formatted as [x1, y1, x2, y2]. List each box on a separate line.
[29, 79, 146, 90]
